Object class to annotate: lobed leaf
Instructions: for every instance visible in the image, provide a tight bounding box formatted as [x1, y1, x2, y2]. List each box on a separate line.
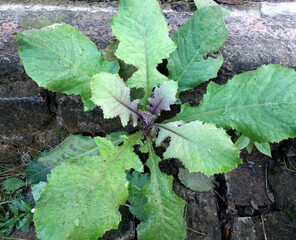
[167, 6, 228, 92]
[137, 139, 186, 240]
[38, 135, 99, 168]
[91, 72, 139, 127]
[156, 121, 241, 176]
[170, 65, 296, 143]
[148, 81, 178, 115]
[111, 0, 176, 104]
[17, 24, 119, 111]
[34, 134, 143, 240]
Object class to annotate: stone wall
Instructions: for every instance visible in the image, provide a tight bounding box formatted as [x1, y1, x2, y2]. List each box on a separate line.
[1, 1, 296, 239]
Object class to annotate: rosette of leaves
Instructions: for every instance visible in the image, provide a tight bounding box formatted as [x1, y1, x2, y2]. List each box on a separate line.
[16, 0, 296, 239]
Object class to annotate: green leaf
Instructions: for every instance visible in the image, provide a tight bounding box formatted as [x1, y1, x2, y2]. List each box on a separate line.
[167, 6, 228, 92]
[127, 171, 150, 220]
[254, 142, 271, 157]
[111, 0, 176, 104]
[194, 0, 230, 16]
[156, 121, 241, 176]
[34, 134, 143, 240]
[26, 162, 51, 184]
[91, 72, 139, 127]
[3, 178, 25, 192]
[19, 213, 33, 233]
[38, 135, 99, 168]
[11, 200, 30, 212]
[17, 24, 119, 111]
[235, 135, 250, 150]
[170, 65, 296, 143]
[137, 138, 186, 240]
[32, 182, 48, 202]
[178, 168, 215, 192]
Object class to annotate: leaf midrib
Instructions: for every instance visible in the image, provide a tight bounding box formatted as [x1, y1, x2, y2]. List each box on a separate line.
[79, 133, 141, 202]
[174, 13, 223, 83]
[156, 123, 216, 161]
[147, 138, 166, 233]
[139, 17, 150, 104]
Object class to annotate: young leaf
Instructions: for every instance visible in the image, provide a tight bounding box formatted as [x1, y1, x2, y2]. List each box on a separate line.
[17, 24, 119, 111]
[137, 139, 186, 240]
[170, 65, 296, 143]
[235, 135, 250, 150]
[38, 135, 100, 168]
[167, 6, 228, 92]
[111, 0, 176, 104]
[156, 121, 241, 176]
[254, 142, 271, 157]
[148, 81, 178, 115]
[246, 141, 254, 154]
[3, 178, 25, 192]
[91, 72, 139, 127]
[178, 168, 215, 192]
[34, 134, 143, 240]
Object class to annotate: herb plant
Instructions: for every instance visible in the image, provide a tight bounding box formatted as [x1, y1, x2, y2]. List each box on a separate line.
[16, 0, 296, 239]
[0, 168, 33, 237]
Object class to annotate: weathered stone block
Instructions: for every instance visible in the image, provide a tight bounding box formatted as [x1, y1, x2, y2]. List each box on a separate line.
[268, 153, 296, 217]
[231, 217, 257, 240]
[255, 212, 296, 240]
[231, 212, 296, 240]
[173, 181, 221, 240]
[225, 150, 270, 207]
[0, 96, 54, 134]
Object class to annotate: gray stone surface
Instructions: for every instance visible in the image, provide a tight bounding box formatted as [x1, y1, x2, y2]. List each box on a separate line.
[268, 152, 296, 217]
[174, 181, 221, 240]
[0, 95, 54, 134]
[219, 2, 296, 83]
[231, 212, 296, 240]
[225, 150, 270, 207]
[255, 212, 296, 240]
[231, 217, 257, 240]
